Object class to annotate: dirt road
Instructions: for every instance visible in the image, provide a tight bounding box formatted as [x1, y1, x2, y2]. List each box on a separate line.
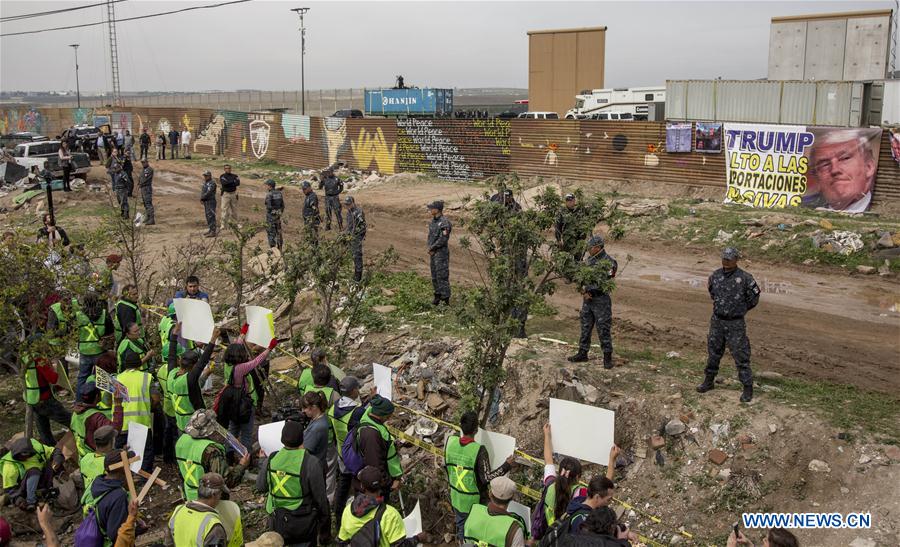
[63, 163, 900, 394]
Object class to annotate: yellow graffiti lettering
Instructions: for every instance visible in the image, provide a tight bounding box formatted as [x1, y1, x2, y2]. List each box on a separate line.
[181, 113, 191, 130]
[351, 127, 396, 175]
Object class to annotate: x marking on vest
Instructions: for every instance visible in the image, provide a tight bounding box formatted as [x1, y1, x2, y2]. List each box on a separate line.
[271, 472, 291, 496]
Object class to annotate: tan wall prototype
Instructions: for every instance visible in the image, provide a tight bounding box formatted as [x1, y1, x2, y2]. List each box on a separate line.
[528, 27, 605, 117]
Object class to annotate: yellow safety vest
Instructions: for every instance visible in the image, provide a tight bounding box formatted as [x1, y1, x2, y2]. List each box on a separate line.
[168, 504, 223, 547]
[118, 368, 152, 431]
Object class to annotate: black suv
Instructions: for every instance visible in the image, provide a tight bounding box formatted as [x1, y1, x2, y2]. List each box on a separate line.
[332, 109, 363, 118]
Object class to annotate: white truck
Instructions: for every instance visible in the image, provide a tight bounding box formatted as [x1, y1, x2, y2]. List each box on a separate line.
[11, 140, 91, 178]
[565, 86, 665, 120]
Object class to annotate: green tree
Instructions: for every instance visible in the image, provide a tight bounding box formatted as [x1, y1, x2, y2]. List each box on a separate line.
[216, 222, 266, 326]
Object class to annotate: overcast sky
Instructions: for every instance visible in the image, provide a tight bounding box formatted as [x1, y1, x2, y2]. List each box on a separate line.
[0, 0, 894, 93]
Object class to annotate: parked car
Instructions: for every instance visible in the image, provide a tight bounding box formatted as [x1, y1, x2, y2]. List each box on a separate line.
[517, 112, 559, 120]
[11, 140, 91, 178]
[332, 109, 364, 118]
[588, 111, 634, 121]
[495, 111, 521, 119]
[62, 125, 102, 158]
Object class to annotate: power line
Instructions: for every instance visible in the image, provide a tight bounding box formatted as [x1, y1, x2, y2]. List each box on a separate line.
[0, 1, 126, 23]
[0, 0, 252, 38]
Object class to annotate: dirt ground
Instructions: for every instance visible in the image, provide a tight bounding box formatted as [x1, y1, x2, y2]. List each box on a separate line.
[2, 159, 898, 546]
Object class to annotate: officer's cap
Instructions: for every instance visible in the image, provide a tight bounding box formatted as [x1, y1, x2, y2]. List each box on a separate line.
[265, 179, 276, 187]
[587, 234, 605, 248]
[426, 200, 444, 211]
[564, 193, 576, 201]
[202, 170, 212, 176]
[301, 180, 311, 189]
[503, 189, 513, 197]
[343, 196, 355, 205]
[722, 247, 741, 260]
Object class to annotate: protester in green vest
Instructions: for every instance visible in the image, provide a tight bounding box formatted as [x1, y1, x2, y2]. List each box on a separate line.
[167, 323, 218, 431]
[176, 409, 249, 502]
[116, 352, 159, 473]
[297, 347, 341, 392]
[328, 375, 369, 529]
[1, 437, 64, 512]
[113, 284, 142, 346]
[445, 410, 517, 540]
[158, 303, 189, 361]
[352, 395, 402, 498]
[254, 420, 330, 545]
[21, 350, 72, 446]
[74, 293, 114, 392]
[540, 423, 588, 533]
[301, 364, 340, 408]
[45, 296, 71, 350]
[338, 465, 426, 547]
[463, 476, 529, 547]
[70, 382, 123, 459]
[116, 321, 154, 373]
[79, 425, 117, 513]
[165, 472, 230, 547]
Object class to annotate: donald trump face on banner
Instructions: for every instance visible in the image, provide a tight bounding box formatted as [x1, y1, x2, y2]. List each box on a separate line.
[804, 129, 878, 213]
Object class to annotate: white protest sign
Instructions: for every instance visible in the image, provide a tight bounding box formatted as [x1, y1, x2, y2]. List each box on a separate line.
[173, 298, 214, 343]
[258, 421, 285, 456]
[549, 398, 615, 465]
[508, 500, 532, 535]
[373, 363, 393, 401]
[474, 428, 516, 470]
[403, 501, 422, 538]
[245, 305, 275, 347]
[126, 422, 149, 474]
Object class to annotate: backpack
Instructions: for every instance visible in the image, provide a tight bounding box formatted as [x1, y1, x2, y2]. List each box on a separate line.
[341, 425, 366, 476]
[214, 384, 253, 424]
[531, 477, 556, 540]
[538, 513, 572, 547]
[346, 504, 387, 547]
[74, 491, 108, 547]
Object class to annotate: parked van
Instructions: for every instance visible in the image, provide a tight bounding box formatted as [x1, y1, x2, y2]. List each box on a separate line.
[589, 111, 634, 121]
[517, 112, 559, 120]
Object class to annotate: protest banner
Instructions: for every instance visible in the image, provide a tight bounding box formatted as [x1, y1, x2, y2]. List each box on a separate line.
[245, 305, 275, 347]
[94, 367, 129, 401]
[666, 122, 692, 153]
[549, 398, 614, 466]
[724, 124, 882, 212]
[474, 428, 516, 469]
[173, 298, 214, 343]
[695, 122, 722, 153]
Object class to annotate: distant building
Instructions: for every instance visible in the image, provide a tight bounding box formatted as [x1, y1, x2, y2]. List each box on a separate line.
[527, 27, 606, 117]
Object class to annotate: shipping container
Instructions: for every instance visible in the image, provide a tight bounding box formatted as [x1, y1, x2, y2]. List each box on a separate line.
[665, 79, 870, 126]
[880, 80, 900, 125]
[364, 88, 453, 117]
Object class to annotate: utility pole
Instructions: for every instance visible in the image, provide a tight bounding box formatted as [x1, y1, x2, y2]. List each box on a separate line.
[106, 0, 122, 106]
[69, 44, 81, 108]
[290, 7, 310, 114]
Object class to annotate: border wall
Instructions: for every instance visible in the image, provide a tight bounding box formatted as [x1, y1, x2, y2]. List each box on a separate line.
[2, 105, 898, 205]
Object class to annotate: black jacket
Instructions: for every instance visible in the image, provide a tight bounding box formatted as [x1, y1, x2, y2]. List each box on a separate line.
[91, 476, 129, 542]
[219, 173, 240, 193]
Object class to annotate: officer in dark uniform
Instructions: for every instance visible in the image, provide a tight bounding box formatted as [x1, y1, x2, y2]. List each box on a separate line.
[199, 170, 217, 237]
[568, 234, 618, 368]
[344, 196, 367, 282]
[697, 247, 760, 402]
[264, 179, 284, 250]
[489, 188, 522, 212]
[138, 158, 155, 225]
[301, 180, 321, 241]
[318, 168, 344, 231]
[555, 193, 587, 261]
[427, 200, 452, 306]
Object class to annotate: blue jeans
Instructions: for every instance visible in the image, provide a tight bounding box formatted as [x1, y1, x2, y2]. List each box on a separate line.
[77, 353, 99, 393]
[455, 509, 468, 541]
[226, 412, 254, 455]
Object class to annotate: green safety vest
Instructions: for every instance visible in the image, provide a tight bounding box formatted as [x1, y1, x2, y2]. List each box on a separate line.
[113, 300, 142, 344]
[175, 434, 223, 502]
[358, 414, 402, 478]
[70, 407, 102, 458]
[156, 363, 175, 417]
[266, 448, 306, 513]
[327, 404, 359, 461]
[338, 503, 408, 547]
[168, 503, 223, 547]
[1, 439, 51, 489]
[169, 368, 194, 431]
[75, 306, 107, 356]
[444, 435, 481, 514]
[48, 302, 68, 346]
[544, 479, 586, 527]
[84, 374, 113, 414]
[22, 351, 42, 405]
[464, 504, 524, 547]
[116, 337, 148, 373]
[118, 368, 152, 431]
[296, 368, 314, 392]
[79, 452, 106, 511]
[302, 384, 334, 406]
[158, 316, 189, 360]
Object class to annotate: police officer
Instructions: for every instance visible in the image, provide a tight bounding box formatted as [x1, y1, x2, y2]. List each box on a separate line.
[138, 158, 155, 225]
[697, 247, 760, 403]
[264, 179, 284, 250]
[301, 180, 321, 241]
[344, 196, 367, 283]
[555, 193, 587, 262]
[568, 235, 618, 369]
[200, 170, 217, 237]
[318, 168, 344, 231]
[108, 149, 129, 219]
[427, 200, 452, 306]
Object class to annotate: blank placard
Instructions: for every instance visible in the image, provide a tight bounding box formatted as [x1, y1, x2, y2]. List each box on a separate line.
[373, 363, 393, 401]
[126, 423, 149, 474]
[549, 398, 614, 466]
[245, 305, 275, 347]
[258, 421, 286, 456]
[474, 428, 516, 470]
[173, 298, 214, 343]
[508, 500, 532, 535]
[403, 501, 422, 538]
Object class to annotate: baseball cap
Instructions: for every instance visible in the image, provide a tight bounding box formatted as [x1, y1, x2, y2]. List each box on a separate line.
[357, 465, 384, 492]
[490, 476, 517, 501]
[265, 179, 276, 187]
[722, 247, 741, 260]
[199, 472, 229, 496]
[185, 409, 219, 439]
[94, 425, 118, 447]
[202, 170, 212, 176]
[78, 381, 100, 402]
[246, 532, 285, 547]
[426, 200, 444, 211]
[301, 180, 311, 189]
[339, 375, 361, 395]
[343, 196, 355, 204]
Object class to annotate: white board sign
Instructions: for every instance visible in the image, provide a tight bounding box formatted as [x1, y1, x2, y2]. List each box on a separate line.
[126, 422, 149, 474]
[403, 501, 422, 538]
[245, 305, 275, 347]
[173, 298, 214, 343]
[258, 420, 285, 456]
[474, 428, 516, 470]
[373, 363, 393, 401]
[508, 500, 532, 535]
[549, 398, 615, 466]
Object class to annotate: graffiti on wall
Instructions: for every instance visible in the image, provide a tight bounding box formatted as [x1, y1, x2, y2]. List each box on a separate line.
[397, 118, 470, 181]
[195, 113, 226, 155]
[113, 112, 133, 135]
[249, 113, 274, 159]
[322, 117, 348, 166]
[157, 118, 172, 134]
[73, 108, 93, 126]
[281, 114, 311, 143]
[351, 127, 396, 174]
[0, 108, 43, 135]
[472, 118, 511, 155]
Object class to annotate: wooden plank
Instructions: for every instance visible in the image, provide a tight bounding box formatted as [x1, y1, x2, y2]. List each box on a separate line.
[136, 467, 161, 504]
[120, 450, 138, 500]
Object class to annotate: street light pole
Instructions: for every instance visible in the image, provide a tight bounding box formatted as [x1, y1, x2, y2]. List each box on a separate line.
[69, 44, 81, 108]
[291, 7, 309, 114]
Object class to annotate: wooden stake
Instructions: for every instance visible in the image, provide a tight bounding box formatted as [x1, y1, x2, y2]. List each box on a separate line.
[120, 450, 138, 500]
[136, 467, 161, 504]
[137, 469, 168, 488]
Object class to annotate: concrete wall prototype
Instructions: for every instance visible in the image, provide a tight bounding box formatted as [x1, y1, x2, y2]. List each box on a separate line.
[2, 105, 898, 206]
[528, 27, 606, 117]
